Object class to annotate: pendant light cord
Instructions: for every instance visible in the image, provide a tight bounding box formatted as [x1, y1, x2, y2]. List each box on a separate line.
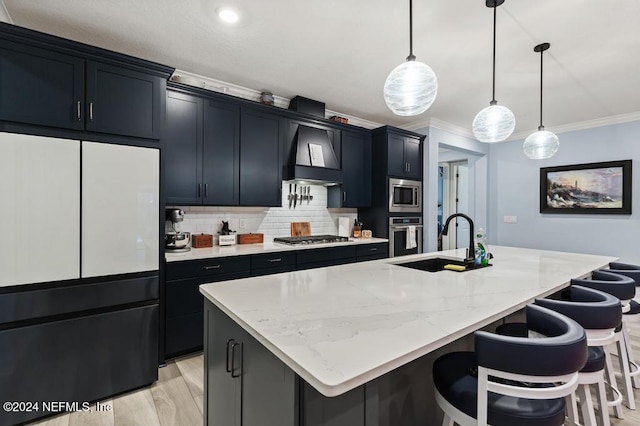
[539, 48, 544, 129]
[491, 4, 497, 103]
[407, 0, 416, 61]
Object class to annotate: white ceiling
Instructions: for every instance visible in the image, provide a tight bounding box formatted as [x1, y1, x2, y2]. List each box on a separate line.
[3, 0, 640, 137]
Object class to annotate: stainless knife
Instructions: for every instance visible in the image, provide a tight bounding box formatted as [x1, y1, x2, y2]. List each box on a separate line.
[293, 184, 297, 208]
[306, 186, 310, 204]
[288, 183, 292, 209]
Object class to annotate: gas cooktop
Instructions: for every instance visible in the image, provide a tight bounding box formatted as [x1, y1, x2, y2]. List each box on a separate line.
[273, 235, 350, 245]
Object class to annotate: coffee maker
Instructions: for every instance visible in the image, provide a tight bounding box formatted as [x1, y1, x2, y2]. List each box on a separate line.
[165, 208, 191, 253]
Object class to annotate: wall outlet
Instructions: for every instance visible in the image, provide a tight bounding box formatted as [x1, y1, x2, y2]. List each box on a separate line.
[504, 215, 518, 224]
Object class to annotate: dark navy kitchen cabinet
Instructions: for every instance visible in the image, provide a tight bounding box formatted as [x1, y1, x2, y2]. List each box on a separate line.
[164, 89, 240, 206]
[0, 40, 84, 131]
[86, 61, 164, 139]
[387, 132, 422, 179]
[0, 22, 171, 141]
[328, 129, 372, 208]
[204, 99, 240, 205]
[240, 107, 284, 207]
[164, 90, 203, 205]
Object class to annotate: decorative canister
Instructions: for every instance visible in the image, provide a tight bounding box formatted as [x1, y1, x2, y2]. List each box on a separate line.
[260, 91, 274, 105]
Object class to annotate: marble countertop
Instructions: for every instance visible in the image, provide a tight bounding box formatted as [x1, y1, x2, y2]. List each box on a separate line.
[199, 246, 616, 397]
[165, 237, 388, 262]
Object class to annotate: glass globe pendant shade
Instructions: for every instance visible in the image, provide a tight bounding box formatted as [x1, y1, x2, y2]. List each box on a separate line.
[472, 103, 516, 142]
[384, 60, 438, 116]
[523, 129, 559, 160]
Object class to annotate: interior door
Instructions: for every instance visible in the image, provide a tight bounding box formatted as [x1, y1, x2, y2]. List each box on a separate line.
[81, 142, 159, 277]
[0, 133, 80, 286]
[453, 162, 469, 250]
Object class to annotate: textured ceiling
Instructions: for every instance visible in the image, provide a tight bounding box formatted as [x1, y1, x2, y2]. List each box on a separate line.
[3, 0, 640, 136]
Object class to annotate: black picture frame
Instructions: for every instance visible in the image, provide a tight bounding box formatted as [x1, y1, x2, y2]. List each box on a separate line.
[540, 160, 632, 214]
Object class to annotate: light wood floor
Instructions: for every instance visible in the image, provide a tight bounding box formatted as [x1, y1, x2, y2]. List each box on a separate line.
[29, 320, 640, 426]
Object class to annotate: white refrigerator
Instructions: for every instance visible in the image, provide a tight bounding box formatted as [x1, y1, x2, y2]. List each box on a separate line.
[0, 132, 159, 287]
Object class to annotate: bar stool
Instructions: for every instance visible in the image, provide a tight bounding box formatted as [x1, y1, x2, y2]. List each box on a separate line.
[572, 270, 639, 410]
[606, 262, 640, 389]
[509, 285, 623, 426]
[433, 304, 587, 426]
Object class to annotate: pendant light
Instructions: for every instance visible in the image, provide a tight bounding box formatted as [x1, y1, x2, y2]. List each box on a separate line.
[523, 42, 559, 159]
[472, 0, 515, 143]
[383, 0, 438, 116]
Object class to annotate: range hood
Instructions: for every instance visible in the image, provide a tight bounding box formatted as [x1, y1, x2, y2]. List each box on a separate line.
[286, 125, 342, 186]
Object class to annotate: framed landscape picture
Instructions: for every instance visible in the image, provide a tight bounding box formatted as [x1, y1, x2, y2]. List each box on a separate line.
[540, 160, 632, 214]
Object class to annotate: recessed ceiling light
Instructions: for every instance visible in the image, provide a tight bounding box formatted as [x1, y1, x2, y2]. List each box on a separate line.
[218, 8, 239, 24]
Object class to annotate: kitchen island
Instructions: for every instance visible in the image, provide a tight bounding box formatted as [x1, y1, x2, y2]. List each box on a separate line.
[199, 246, 617, 425]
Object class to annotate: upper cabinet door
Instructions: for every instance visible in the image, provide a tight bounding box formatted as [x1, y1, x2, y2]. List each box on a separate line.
[0, 40, 84, 131]
[404, 137, 422, 179]
[0, 133, 80, 287]
[203, 99, 240, 205]
[239, 108, 283, 207]
[387, 133, 406, 177]
[340, 130, 371, 207]
[85, 61, 163, 140]
[164, 91, 203, 205]
[82, 142, 159, 278]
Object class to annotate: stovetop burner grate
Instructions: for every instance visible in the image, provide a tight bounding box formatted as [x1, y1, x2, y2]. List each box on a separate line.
[273, 235, 350, 245]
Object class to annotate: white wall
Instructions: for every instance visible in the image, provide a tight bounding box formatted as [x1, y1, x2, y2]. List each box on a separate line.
[488, 120, 640, 263]
[0, 1, 12, 23]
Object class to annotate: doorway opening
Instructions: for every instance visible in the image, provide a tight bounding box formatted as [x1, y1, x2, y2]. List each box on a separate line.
[437, 160, 469, 251]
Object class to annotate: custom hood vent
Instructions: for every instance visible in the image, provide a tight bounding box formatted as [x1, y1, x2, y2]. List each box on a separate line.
[286, 125, 342, 186]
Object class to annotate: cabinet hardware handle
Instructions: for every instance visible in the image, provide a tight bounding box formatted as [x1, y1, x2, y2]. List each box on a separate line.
[268, 258, 282, 263]
[343, 192, 346, 202]
[408, 163, 411, 173]
[197, 184, 202, 197]
[225, 339, 234, 373]
[76, 101, 81, 120]
[230, 342, 242, 378]
[204, 183, 208, 198]
[369, 248, 378, 251]
[204, 265, 221, 270]
[89, 102, 94, 122]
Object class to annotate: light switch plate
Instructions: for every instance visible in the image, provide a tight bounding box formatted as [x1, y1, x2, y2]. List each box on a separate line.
[504, 215, 518, 224]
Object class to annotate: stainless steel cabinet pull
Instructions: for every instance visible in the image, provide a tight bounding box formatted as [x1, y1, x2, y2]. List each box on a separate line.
[204, 265, 221, 270]
[197, 183, 202, 197]
[225, 339, 234, 373]
[230, 342, 242, 378]
[89, 102, 94, 122]
[268, 258, 282, 263]
[408, 163, 411, 173]
[76, 101, 81, 120]
[369, 248, 378, 251]
[343, 192, 346, 202]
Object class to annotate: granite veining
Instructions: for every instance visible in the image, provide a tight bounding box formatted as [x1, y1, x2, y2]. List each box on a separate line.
[199, 246, 617, 397]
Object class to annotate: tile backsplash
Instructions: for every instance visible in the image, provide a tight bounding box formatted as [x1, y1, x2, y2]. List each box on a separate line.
[167, 182, 358, 241]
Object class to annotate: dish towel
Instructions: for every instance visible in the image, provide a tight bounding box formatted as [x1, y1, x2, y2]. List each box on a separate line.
[406, 225, 417, 249]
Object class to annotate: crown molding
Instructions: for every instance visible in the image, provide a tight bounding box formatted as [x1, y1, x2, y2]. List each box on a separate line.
[171, 69, 382, 129]
[508, 111, 640, 141]
[0, 1, 13, 23]
[402, 117, 475, 139]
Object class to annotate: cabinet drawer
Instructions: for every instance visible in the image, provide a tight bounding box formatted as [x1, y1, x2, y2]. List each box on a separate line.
[297, 246, 356, 266]
[251, 252, 296, 271]
[0, 305, 158, 425]
[0, 275, 158, 325]
[356, 243, 388, 260]
[166, 256, 251, 280]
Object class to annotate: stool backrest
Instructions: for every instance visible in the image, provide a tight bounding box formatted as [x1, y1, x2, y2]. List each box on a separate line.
[571, 270, 635, 301]
[535, 285, 621, 331]
[608, 262, 640, 285]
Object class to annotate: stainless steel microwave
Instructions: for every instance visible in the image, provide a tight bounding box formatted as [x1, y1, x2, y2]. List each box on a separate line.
[389, 178, 422, 213]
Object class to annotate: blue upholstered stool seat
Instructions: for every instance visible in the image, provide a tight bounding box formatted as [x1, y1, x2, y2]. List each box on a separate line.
[433, 351, 567, 426]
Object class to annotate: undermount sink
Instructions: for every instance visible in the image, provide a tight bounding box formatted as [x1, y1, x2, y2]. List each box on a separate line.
[394, 257, 492, 273]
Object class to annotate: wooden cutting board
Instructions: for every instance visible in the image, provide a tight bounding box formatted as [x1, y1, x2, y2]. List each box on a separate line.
[291, 222, 311, 237]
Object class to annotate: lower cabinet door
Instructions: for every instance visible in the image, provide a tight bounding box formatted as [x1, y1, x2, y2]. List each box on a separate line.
[0, 305, 158, 425]
[165, 312, 203, 358]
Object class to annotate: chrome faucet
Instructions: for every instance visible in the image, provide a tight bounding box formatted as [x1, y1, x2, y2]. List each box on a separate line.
[440, 213, 475, 265]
